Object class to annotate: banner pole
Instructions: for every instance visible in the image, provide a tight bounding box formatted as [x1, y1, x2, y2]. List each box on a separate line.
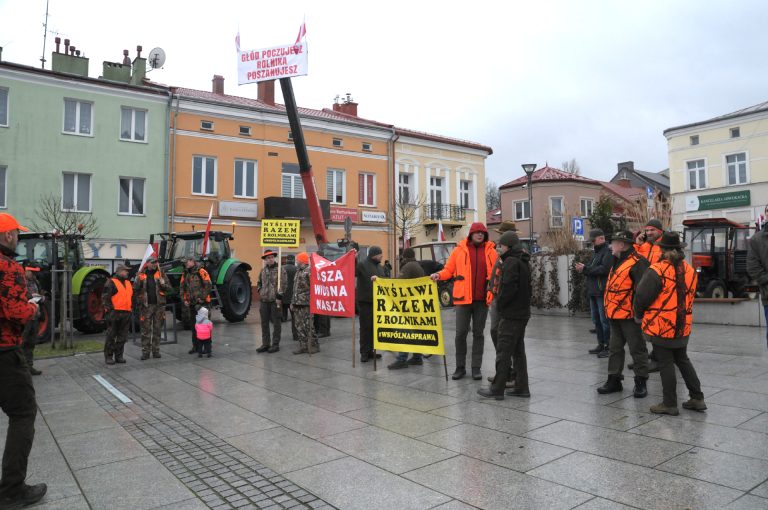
[352, 317, 356, 368]
[443, 355, 448, 382]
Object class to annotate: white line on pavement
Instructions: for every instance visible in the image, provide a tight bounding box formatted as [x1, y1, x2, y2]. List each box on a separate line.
[92, 374, 132, 404]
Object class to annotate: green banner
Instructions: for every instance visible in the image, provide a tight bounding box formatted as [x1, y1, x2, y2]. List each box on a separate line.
[694, 190, 751, 211]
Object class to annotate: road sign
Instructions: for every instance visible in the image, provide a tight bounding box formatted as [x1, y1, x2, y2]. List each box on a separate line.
[572, 216, 585, 242]
[646, 186, 654, 199]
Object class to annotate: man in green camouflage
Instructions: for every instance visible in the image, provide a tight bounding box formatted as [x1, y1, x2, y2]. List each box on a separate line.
[134, 257, 172, 360]
[256, 249, 287, 353]
[291, 252, 317, 355]
[180, 256, 212, 354]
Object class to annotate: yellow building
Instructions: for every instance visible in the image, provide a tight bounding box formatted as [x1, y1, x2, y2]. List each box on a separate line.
[394, 130, 492, 248]
[665, 101, 768, 230]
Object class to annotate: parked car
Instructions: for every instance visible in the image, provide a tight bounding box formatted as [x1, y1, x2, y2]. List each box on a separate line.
[410, 242, 457, 307]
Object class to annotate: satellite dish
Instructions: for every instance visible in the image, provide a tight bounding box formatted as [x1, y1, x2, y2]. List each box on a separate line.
[148, 47, 166, 69]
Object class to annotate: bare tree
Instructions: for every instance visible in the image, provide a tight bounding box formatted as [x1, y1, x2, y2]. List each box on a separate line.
[31, 193, 99, 238]
[561, 158, 581, 175]
[392, 192, 428, 252]
[486, 178, 501, 211]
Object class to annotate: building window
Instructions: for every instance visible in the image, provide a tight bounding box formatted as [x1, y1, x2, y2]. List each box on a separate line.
[726, 153, 748, 186]
[459, 180, 473, 209]
[326, 168, 345, 204]
[192, 156, 217, 195]
[0, 166, 6, 208]
[234, 160, 257, 198]
[63, 99, 92, 135]
[580, 198, 595, 217]
[332, 138, 343, 147]
[362, 142, 372, 152]
[281, 163, 305, 199]
[239, 126, 251, 136]
[730, 127, 740, 138]
[62, 172, 91, 212]
[690, 135, 699, 146]
[687, 159, 706, 190]
[514, 200, 530, 221]
[200, 120, 214, 131]
[120, 107, 147, 142]
[359, 173, 375, 206]
[287, 131, 293, 141]
[429, 176, 443, 206]
[550, 196, 564, 228]
[0, 88, 7, 126]
[119, 177, 145, 215]
[398, 173, 413, 205]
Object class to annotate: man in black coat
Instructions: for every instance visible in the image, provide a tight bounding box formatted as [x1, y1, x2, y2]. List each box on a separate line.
[356, 246, 386, 362]
[387, 248, 426, 370]
[575, 228, 614, 357]
[477, 232, 532, 400]
[747, 210, 768, 344]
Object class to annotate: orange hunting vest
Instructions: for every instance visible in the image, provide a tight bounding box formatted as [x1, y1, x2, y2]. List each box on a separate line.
[641, 260, 697, 339]
[635, 242, 662, 265]
[604, 252, 641, 320]
[111, 278, 133, 312]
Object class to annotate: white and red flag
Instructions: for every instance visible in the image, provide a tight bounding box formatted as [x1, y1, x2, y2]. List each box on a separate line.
[438, 221, 446, 242]
[235, 29, 241, 52]
[295, 17, 307, 44]
[138, 244, 157, 272]
[202, 204, 213, 256]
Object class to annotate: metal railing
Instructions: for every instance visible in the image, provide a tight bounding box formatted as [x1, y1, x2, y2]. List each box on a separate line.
[423, 203, 466, 222]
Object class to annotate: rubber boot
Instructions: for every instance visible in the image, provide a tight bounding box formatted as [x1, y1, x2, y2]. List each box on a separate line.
[597, 375, 623, 394]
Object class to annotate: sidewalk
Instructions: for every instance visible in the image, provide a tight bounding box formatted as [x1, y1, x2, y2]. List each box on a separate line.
[4, 311, 768, 509]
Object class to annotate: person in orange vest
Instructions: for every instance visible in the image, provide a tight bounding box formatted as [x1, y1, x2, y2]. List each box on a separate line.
[0, 213, 47, 508]
[134, 256, 171, 360]
[431, 222, 498, 380]
[102, 264, 133, 365]
[634, 231, 706, 415]
[631, 219, 664, 373]
[597, 231, 650, 397]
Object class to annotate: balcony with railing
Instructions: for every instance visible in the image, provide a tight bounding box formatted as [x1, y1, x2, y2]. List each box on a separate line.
[422, 203, 466, 224]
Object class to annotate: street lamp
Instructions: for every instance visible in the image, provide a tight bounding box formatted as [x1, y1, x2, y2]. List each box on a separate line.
[522, 163, 537, 250]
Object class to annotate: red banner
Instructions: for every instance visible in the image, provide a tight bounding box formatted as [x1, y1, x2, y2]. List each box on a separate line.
[310, 250, 356, 317]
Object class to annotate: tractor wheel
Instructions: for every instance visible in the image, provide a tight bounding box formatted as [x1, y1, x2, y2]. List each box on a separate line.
[74, 271, 109, 334]
[220, 269, 252, 322]
[439, 284, 454, 308]
[35, 303, 52, 344]
[704, 280, 727, 299]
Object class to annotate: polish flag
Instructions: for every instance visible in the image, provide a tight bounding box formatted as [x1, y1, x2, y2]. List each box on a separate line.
[295, 17, 307, 44]
[138, 244, 157, 272]
[235, 30, 241, 52]
[202, 204, 213, 256]
[438, 221, 446, 242]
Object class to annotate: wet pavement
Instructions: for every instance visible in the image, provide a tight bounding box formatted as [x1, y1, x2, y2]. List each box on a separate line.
[4, 309, 768, 509]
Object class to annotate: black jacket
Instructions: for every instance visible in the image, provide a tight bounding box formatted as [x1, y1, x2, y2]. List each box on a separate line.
[356, 256, 386, 303]
[584, 243, 614, 296]
[747, 225, 768, 302]
[497, 249, 532, 320]
[399, 258, 425, 279]
[283, 263, 297, 304]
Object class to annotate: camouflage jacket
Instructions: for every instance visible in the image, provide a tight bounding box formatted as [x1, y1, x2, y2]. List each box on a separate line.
[133, 268, 172, 308]
[25, 272, 41, 298]
[180, 265, 212, 305]
[0, 244, 36, 349]
[292, 265, 311, 306]
[257, 264, 287, 302]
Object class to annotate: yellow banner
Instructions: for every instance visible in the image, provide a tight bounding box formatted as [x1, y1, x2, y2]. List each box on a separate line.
[260, 219, 300, 248]
[373, 277, 445, 355]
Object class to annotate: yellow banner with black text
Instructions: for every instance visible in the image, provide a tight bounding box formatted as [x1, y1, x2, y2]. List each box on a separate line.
[373, 277, 445, 355]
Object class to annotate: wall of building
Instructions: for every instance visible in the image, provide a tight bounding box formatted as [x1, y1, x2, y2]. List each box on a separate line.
[667, 111, 768, 230]
[0, 66, 168, 248]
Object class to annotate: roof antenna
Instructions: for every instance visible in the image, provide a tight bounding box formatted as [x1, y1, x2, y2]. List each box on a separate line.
[40, 0, 50, 68]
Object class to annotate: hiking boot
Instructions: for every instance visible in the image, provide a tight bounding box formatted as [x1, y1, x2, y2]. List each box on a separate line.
[472, 368, 482, 380]
[505, 388, 531, 398]
[487, 375, 495, 383]
[597, 375, 623, 394]
[0, 483, 47, 509]
[105, 355, 115, 365]
[198, 353, 202, 358]
[682, 399, 707, 412]
[452, 367, 466, 380]
[627, 362, 635, 370]
[188, 348, 197, 354]
[407, 357, 423, 366]
[267, 345, 280, 353]
[589, 328, 596, 334]
[633, 377, 648, 399]
[360, 353, 370, 363]
[115, 357, 126, 364]
[293, 346, 308, 355]
[369, 351, 382, 359]
[308, 345, 319, 354]
[29, 367, 42, 376]
[140, 353, 150, 361]
[647, 360, 660, 373]
[388, 360, 409, 370]
[477, 388, 504, 400]
[597, 346, 610, 358]
[588, 344, 603, 354]
[207, 353, 212, 358]
[650, 403, 679, 416]
[152, 352, 161, 359]
[256, 345, 270, 353]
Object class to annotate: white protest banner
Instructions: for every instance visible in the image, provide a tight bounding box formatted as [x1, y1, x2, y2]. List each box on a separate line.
[238, 43, 308, 85]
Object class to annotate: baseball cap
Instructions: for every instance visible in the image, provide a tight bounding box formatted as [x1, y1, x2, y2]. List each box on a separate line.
[0, 213, 29, 233]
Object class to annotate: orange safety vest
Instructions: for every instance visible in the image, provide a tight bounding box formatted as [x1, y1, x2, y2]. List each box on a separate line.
[635, 242, 662, 265]
[111, 278, 133, 312]
[604, 252, 642, 320]
[641, 260, 697, 339]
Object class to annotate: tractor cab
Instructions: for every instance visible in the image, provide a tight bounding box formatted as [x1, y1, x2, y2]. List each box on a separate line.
[410, 241, 458, 307]
[683, 218, 756, 298]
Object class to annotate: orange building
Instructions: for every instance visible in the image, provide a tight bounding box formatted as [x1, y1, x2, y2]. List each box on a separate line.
[169, 77, 394, 273]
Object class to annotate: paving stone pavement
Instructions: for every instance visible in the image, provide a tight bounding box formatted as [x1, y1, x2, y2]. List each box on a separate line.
[3, 309, 768, 509]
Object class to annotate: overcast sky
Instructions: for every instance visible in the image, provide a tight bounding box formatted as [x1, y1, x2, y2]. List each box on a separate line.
[2, 0, 767, 187]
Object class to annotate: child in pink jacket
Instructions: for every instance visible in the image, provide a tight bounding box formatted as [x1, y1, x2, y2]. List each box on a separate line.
[195, 307, 213, 358]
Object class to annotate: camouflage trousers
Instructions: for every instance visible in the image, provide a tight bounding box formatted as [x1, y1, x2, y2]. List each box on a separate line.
[292, 306, 317, 351]
[140, 304, 165, 355]
[105, 311, 131, 359]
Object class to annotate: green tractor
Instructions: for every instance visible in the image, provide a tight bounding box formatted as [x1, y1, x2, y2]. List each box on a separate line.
[15, 232, 111, 341]
[150, 231, 252, 326]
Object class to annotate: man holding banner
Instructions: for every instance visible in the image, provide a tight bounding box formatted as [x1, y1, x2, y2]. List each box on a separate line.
[387, 248, 426, 369]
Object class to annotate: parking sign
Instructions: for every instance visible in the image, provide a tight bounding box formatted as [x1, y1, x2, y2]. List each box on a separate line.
[572, 217, 585, 241]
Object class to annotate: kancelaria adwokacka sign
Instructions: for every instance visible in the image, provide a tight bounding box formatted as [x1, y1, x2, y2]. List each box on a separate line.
[373, 277, 445, 356]
[238, 43, 308, 84]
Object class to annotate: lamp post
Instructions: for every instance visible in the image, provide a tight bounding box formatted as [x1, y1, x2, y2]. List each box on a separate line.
[522, 163, 537, 250]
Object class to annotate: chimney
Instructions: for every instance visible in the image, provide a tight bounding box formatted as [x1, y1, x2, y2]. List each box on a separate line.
[54, 37, 61, 53]
[257, 80, 275, 105]
[212, 75, 225, 95]
[64, 38, 70, 54]
[617, 161, 634, 188]
[333, 92, 358, 116]
[51, 39, 89, 77]
[122, 50, 130, 65]
[130, 45, 146, 86]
